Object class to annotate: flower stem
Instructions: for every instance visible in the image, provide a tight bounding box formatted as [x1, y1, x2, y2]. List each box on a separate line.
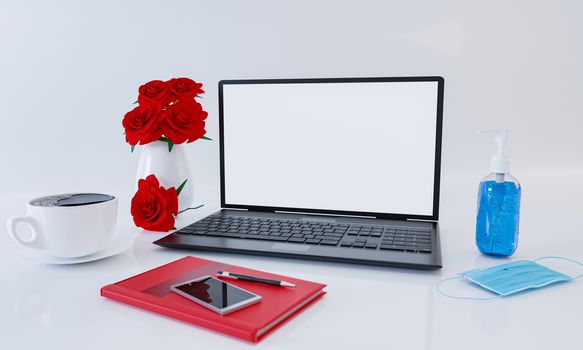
[178, 204, 204, 215]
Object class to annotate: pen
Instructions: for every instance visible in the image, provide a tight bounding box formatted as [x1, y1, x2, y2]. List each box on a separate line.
[217, 271, 296, 287]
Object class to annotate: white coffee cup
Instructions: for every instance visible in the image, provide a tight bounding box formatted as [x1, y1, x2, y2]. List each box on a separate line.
[7, 193, 118, 258]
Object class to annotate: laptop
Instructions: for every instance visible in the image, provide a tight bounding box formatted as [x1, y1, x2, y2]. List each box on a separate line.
[155, 77, 444, 269]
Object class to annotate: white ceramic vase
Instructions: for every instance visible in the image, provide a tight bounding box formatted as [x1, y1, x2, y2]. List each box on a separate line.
[135, 141, 194, 212]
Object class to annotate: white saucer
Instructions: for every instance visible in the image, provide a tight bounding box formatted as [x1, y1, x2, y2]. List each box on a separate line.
[16, 233, 135, 265]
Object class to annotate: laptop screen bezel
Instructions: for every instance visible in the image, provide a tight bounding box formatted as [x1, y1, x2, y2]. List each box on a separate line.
[218, 76, 444, 221]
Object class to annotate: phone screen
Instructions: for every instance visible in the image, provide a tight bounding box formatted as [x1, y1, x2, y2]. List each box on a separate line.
[173, 276, 257, 309]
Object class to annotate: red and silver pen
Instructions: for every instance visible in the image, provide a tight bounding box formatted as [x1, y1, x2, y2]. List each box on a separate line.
[217, 271, 296, 287]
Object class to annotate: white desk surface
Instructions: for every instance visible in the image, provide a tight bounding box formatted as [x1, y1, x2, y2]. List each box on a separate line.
[2, 172, 582, 350]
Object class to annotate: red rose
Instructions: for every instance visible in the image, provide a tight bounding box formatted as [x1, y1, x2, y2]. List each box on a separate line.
[161, 100, 208, 144]
[131, 175, 178, 232]
[169, 77, 204, 99]
[138, 80, 174, 106]
[122, 105, 164, 145]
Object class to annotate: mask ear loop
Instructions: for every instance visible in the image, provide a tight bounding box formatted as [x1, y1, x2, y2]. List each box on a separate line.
[533, 256, 583, 279]
[436, 276, 498, 300]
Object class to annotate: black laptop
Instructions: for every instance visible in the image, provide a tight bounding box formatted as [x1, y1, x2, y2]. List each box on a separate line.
[155, 77, 444, 269]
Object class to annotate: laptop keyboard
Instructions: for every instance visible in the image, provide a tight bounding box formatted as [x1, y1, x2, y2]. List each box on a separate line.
[176, 215, 432, 253]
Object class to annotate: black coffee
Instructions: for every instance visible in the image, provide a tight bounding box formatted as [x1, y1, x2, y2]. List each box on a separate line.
[30, 193, 115, 207]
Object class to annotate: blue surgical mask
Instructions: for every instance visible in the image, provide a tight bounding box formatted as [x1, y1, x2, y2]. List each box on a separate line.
[437, 256, 583, 300]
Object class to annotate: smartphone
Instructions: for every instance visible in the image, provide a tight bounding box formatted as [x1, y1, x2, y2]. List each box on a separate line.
[170, 275, 262, 315]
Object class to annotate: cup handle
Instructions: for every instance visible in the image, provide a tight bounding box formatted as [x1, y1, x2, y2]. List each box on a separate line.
[7, 216, 42, 249]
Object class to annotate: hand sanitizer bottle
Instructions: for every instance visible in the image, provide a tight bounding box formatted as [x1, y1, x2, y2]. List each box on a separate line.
[476, 130, 521, 256]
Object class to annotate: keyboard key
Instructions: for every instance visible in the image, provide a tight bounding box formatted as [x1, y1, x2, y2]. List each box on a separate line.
[320, 240, 339, 246]
[305, 239, 321, 244]
[288, 237, 306, 243]
[365, 243, 378, 249]
[352, 242, 365, 248]
[340, 241, 352, 247]
[264, 236, 289, 241]
[324, 232, 343, 237]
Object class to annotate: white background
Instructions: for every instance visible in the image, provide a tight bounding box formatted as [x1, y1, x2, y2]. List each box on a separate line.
[0, 0, 582, 201]
[1, 1, 583, 349]
[223, 82, 438, 215]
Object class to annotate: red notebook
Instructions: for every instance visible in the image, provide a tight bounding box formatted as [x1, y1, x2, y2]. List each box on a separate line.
[101, 256, 326, 342]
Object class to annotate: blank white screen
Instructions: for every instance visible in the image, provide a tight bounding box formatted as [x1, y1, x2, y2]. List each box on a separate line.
[222, 81, 439, 216]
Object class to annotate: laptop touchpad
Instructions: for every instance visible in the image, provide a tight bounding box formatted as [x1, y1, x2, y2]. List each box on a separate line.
[271, 243, 311, 252]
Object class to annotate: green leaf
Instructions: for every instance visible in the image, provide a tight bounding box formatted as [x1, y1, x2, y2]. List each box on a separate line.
[200, 135, 212, 141]
[176, 179, 188, 196]
[130, 145, 135, 153]
[172, 226, 177, 230]
[133, 100, 138, 104]
[177, 204, 204, 215]
[167, 141, 174, 152]
[158, 136, 169, 142]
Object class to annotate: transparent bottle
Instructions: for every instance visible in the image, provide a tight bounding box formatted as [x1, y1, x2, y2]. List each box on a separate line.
[476, 172, 521, 256]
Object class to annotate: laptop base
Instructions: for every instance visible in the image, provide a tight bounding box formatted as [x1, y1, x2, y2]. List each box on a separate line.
[154, 210, 442, 270]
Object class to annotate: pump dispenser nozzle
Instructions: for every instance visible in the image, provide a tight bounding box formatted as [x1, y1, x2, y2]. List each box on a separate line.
[478, 129, 511, 182]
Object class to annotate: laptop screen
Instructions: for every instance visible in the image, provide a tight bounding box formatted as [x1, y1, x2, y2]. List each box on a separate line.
[219, 77, 443, 220]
